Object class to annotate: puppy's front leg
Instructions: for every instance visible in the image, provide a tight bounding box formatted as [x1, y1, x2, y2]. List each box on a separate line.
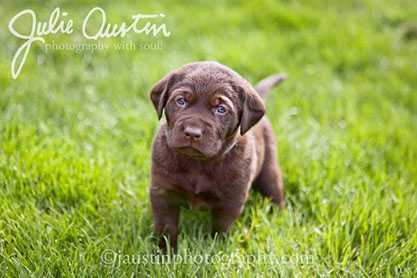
[212, 205, 243, 234]
[150, 186, 180, 253]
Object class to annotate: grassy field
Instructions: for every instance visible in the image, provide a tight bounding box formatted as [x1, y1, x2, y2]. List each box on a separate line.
[0, 0, 416, 276]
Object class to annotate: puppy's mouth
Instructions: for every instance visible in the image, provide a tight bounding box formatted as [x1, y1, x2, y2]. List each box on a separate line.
[175, 146, 209, 159]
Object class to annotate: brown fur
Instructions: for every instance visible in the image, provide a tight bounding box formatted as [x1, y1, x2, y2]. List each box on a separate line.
[149, 61, 285, 252]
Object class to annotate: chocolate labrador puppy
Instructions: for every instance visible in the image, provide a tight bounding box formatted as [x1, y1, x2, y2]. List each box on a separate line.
[149, 61, 285, 252]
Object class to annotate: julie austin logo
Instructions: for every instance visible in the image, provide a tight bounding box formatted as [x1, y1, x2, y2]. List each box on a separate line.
[8, 7, 171, 79]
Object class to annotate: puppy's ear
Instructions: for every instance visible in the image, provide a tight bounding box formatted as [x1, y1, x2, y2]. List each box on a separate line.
[236, 83, 266, 135]
[150, 70, 181, 119]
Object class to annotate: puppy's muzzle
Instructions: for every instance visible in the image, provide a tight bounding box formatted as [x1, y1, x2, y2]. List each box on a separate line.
[169, 116, 220, 158]
[180, 117, 205, 143]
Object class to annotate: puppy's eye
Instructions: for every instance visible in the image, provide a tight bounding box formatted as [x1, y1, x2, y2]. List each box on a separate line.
[215, 105, 227, 115]
[175, 96, 187, 107]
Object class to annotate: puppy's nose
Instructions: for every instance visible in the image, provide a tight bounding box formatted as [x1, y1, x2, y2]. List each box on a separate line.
[184, 126, 202, 141]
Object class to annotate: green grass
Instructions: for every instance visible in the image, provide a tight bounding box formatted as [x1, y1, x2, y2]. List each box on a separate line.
[1, 0, 416, 276]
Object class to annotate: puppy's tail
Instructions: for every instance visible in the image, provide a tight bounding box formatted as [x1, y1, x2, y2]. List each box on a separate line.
[255, 73, 287, 99]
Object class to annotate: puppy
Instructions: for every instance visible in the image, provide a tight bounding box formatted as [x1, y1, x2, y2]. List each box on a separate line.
[149, 61, 285, 251]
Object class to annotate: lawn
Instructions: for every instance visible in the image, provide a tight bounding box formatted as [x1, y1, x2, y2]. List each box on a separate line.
[0, 0, 416, 276]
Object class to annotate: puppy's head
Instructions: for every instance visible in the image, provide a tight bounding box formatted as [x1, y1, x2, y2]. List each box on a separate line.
[150, 61, 265, 159]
